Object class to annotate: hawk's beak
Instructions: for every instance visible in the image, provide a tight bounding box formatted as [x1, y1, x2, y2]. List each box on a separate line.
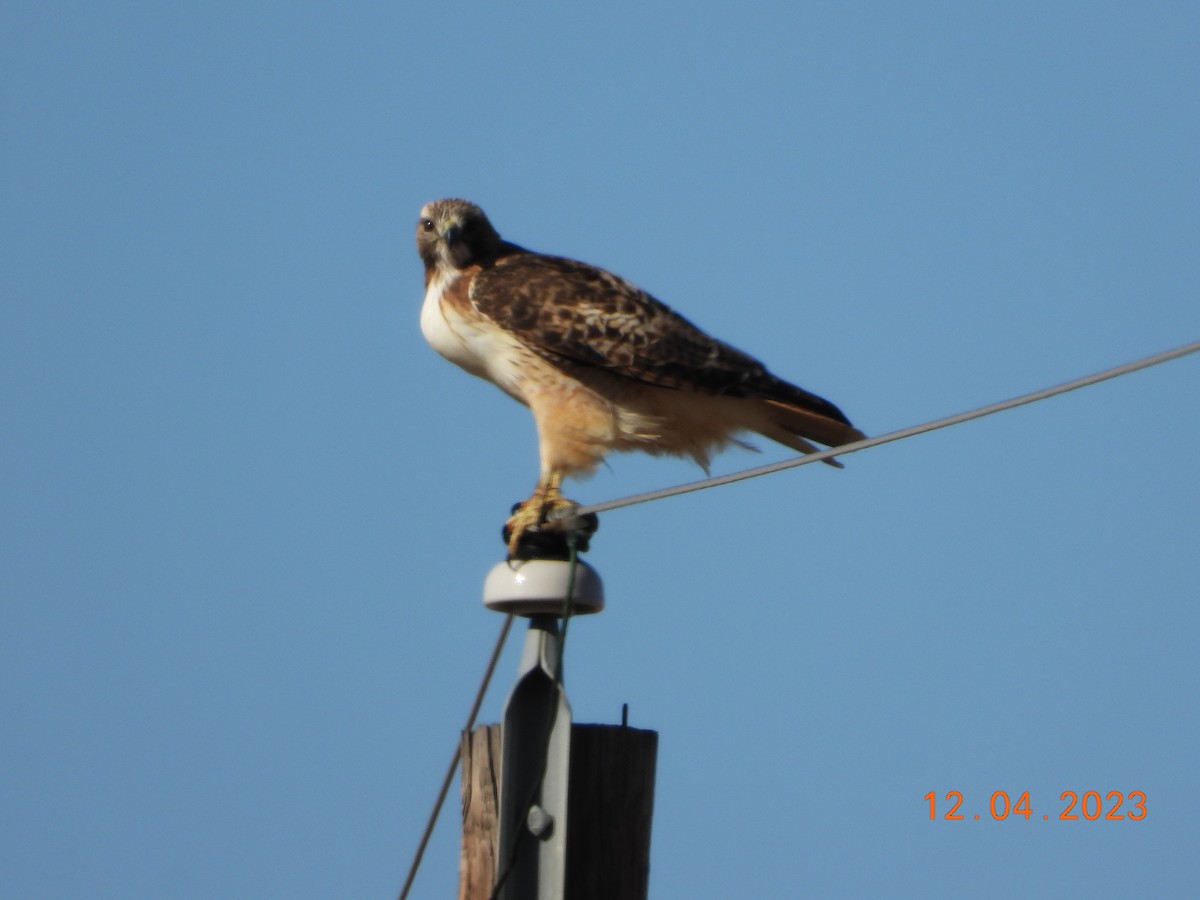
[441, 223, 462, 245]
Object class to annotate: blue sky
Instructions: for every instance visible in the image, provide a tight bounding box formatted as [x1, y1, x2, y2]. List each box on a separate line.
[2, 2, 1197, 897]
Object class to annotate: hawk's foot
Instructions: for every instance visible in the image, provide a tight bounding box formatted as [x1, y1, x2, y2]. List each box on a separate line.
[504, 491, 595, 560]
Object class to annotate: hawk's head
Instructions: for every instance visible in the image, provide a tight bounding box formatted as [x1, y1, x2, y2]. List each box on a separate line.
[416, 198, 502, 272]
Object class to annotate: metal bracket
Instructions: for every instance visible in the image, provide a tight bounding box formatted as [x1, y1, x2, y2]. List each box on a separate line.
[496, 615, 571, 899]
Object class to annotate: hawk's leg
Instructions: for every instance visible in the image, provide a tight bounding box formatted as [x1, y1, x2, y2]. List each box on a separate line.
[505, 472, 578, 557]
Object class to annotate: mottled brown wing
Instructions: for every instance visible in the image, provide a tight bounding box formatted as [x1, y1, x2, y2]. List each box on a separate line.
[469, 253, 852, 425]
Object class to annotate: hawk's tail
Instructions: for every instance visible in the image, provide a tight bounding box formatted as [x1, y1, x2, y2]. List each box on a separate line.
[759, 399, 866, 468]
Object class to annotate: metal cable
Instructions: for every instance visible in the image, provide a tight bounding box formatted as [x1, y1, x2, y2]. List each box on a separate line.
[570, 340, 1200, 518]
[398, 613, 514, 900]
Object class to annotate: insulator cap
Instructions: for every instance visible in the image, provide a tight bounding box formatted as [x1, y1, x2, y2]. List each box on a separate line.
[483, 558, 604, 617]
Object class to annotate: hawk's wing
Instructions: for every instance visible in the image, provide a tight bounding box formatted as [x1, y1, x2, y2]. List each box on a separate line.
[470, 253, 852, 425]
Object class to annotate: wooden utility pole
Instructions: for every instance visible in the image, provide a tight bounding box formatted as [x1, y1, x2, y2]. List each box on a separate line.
[459, 722, 658, 900]
[459, 725, 502, 900]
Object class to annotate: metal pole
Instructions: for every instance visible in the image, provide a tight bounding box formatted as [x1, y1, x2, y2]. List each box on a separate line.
[495, 615, 572, 899]
[482, 517, 603, 900]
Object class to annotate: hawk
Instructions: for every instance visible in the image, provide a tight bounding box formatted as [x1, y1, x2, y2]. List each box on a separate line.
[416, 198, 865, 553]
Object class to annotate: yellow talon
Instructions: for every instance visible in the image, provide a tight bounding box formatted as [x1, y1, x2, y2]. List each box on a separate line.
[504, 478, 579, 558]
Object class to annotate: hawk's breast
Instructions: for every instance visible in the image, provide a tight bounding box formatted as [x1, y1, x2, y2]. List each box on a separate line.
[420, 268, 539, 400]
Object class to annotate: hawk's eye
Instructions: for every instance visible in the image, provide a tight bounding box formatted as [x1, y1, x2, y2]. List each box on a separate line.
[421, 218, 435, 232]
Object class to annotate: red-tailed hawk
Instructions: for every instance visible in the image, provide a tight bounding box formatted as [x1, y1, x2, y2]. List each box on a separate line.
[417, 198, 865, 552]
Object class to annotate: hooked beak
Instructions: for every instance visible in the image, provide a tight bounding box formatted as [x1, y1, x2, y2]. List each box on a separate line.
[441, 223, 462, 245]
